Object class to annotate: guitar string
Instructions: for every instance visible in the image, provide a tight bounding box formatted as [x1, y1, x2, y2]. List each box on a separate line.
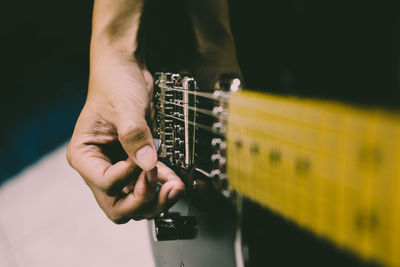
[157, 86, 230, 103]
[158, 99, 226, 119]
[157, 111, 224, 135]
[158, 110, 340, 162]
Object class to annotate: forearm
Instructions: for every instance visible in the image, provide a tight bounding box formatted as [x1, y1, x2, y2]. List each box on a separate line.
[184, 0, 241, 88]
[88, 0, 150, 103]
[184, 0, 236, 58]
[90, 0, 144, 61]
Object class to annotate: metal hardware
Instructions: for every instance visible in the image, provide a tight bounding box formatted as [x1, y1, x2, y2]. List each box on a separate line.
[154, 72, 199, 169]
[154, 72, 241, 199]
[210, 74, 242, 197]
[153, 212, 198, 241]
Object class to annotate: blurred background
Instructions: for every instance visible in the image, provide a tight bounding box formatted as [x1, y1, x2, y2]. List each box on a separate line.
[0, 1, 154, 267]
[1, 0, 399, 184]
[0, 0, 91, 181]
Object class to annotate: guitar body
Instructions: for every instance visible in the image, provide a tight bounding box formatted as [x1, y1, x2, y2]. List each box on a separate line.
[148, 196, 375, 267]
[148, 197, 237, 267]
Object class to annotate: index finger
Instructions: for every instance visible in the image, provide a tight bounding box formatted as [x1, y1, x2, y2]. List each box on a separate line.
[68, 140, 138, 196]
[112, 167, 158, 219]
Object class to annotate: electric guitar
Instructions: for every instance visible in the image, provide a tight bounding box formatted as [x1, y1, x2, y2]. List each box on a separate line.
[148, 72, 400, 267]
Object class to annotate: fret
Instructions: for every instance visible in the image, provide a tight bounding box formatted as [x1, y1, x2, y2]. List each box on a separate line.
[227, 90, 400, 267]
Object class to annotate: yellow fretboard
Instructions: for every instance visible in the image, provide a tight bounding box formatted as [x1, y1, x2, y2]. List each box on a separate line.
[227, 90, 400, 266]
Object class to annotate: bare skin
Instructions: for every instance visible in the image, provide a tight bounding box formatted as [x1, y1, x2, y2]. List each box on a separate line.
[67, 0, 240, 224]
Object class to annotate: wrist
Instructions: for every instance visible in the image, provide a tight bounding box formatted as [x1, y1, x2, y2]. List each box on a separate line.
[90, 34, 139, 65]
[87, 52, 149, 108]
[90, 0, 144, 62]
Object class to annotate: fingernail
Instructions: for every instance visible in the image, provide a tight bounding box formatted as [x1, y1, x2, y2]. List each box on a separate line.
[167, 188, 185, 202]
[135, 145, 157, 171]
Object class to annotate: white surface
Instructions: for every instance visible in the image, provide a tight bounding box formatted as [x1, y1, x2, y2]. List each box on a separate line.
[0, 144, 155, 267]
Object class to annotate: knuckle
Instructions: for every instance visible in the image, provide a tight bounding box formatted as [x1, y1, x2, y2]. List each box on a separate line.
[113, 217, 130, 225]
[108, 212, 130, 225]
[119, 123, 149, 144]
[97, 178, 121, 196]
[66, 142, 76, 168]
[66, 147, 72, 166]
[97, 180, 113, 195]
[135, 187, 156, 204]
[134, 191, 150, 204]
[131, 215, 145, 221]
[166, 172, 179, 181]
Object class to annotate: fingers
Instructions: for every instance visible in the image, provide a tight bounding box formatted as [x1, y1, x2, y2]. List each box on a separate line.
[68, 117, 183, 224]
[103, 160, 141, 195]
[117, 117, 157, 171]
[151, 162, 186, 215]
[100, 163, 185, 223]
[142, 68, 154, 91]
[67, 141, 138, 196]
[133, 167, 158, 203]
[152, 178, 186, 215]
[112, 168, 158, 220]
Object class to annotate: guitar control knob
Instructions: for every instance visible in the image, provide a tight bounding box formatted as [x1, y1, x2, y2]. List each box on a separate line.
[153, 213, 198, 241]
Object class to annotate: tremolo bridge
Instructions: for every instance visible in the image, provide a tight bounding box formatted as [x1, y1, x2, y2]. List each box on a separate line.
[153, 72, 241, 198]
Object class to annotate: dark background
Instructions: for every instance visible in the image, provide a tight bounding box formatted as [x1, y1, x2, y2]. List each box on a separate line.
[0, 0, 92, 181]
[1, 0, 399, 182]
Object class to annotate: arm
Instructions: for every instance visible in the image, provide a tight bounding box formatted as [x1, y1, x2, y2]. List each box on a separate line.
[67, 0, 185, 224]
[185, 0, 242, 89]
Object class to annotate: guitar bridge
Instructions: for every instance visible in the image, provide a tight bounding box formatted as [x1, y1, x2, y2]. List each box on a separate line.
[154, 72, 242, 198]
[154, 73, 197, 169]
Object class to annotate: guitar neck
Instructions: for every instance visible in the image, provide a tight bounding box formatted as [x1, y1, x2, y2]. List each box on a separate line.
[227, 90, 400, 266]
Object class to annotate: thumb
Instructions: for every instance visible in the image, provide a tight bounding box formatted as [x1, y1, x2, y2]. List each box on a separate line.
[117, 117, 157, 171]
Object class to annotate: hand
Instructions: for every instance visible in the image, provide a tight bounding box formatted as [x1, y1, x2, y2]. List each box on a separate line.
[67, 54, 185, 223]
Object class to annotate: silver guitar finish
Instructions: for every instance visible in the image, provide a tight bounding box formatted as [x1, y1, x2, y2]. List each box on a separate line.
[148, 197, 237, 267]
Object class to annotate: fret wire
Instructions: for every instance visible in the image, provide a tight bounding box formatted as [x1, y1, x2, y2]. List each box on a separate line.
[158, 99, 226, 119]
[159, 110, 340, 154]
[159, 109, 332, 154]
[160, 110, 333, 153]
